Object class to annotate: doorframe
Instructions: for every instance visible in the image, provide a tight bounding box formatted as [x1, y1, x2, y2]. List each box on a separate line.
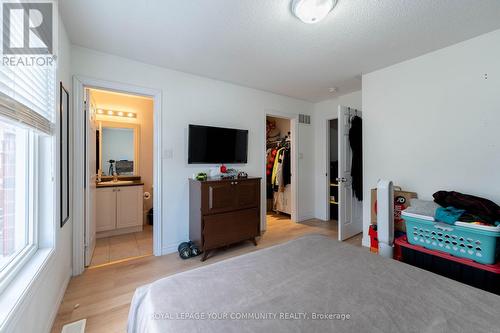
[261, 111, 298, 231]
[72, 75, 163, 276]
[324, 115, 338, 221]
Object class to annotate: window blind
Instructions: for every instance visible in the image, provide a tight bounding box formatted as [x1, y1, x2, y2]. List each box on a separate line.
[0, 63, 55, 134]
[0, 2, 56, 134]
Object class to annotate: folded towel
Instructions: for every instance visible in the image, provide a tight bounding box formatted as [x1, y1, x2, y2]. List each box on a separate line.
[403, 199, 441, 218]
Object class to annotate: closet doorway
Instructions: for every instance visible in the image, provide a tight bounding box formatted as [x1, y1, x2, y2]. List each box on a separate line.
[265, 114, 297, 229]
[328, 119, 339, 222]
[326, 106, 363, 241]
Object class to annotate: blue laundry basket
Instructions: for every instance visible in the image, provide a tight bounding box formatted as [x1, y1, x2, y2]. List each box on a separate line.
[403, 215, 500, 265]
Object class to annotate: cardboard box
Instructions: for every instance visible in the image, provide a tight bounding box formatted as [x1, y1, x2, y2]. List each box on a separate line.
[371, 187, 418, 232]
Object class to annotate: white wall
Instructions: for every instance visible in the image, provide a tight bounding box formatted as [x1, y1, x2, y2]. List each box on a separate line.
[313, 91, 362, 220]
[362, 29, 500, 246]
[71, 46, 314, 253]
[6, 12, 73, 333]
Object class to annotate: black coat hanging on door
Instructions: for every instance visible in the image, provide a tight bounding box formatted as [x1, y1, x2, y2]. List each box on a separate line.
[349, 115, 362, 201]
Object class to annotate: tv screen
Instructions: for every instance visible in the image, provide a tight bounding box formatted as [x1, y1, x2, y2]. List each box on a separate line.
[188, 125, 248, 164]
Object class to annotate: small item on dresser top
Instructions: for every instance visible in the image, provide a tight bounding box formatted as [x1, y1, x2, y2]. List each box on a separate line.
[195, 172, 207, 181]
[220, 164, 227, 173]
[237, 171, 248, 179]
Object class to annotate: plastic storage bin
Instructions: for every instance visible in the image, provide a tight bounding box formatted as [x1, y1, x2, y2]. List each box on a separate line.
[396, 236, 500, 295]
[403, 215, 500, 265]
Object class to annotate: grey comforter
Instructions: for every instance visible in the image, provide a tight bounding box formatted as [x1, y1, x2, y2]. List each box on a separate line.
[128, 234, 500, 333]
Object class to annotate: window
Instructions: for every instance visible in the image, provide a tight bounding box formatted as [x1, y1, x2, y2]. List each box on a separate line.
[0, 6, 55, 286]
[0, 119, 36, 276]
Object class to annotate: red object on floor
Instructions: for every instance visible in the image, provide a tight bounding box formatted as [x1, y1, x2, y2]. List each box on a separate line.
[369, 224, 403, 260]
[393, 240, 402, 261]
[368, 224, 378, 254]
[395, 236, 500, 273]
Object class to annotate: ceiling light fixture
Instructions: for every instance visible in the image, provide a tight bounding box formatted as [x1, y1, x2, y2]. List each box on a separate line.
[292, 0, 337, 24]
[95, 108, 137, 119]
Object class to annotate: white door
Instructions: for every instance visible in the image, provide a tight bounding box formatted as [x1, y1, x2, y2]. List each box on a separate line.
[84, 89, 97, 266]
[337, 106, 363, 241]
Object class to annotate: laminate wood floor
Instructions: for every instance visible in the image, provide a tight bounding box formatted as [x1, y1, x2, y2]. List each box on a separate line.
[51, 215, 362, 333]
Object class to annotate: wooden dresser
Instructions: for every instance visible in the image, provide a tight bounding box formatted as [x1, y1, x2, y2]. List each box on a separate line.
[189, 177, 261, 261]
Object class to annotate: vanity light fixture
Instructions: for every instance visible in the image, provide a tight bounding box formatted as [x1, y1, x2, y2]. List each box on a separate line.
[291, 0, 337, 24]
[95, 108, 137, 119]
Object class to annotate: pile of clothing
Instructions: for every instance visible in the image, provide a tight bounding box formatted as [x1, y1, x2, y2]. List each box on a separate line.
[403, 191, 500, 228]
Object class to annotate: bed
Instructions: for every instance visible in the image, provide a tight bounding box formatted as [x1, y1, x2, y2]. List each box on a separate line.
[128, 234, 500, 333]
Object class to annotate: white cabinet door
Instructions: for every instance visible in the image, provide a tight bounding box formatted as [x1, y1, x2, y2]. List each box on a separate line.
[96, 188, 117, 232]
[116, 186, 143, 229]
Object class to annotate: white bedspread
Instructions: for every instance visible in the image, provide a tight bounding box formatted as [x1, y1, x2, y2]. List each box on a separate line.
[128, 234, 500, 333]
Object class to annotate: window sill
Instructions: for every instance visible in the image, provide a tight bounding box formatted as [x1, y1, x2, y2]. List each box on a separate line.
[0, 247, 55, 331]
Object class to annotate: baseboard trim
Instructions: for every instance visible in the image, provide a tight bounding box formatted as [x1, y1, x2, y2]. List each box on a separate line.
[361, 236, 370, 248]
[45, 270, 71, 333]
[161, 243, 179, 255]
[297, 213, 315, 222]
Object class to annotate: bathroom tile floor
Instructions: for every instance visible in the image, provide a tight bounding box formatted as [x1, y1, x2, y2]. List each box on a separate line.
[89, 224, 153, 267]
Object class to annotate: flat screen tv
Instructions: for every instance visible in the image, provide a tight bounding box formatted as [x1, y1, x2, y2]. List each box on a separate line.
[188, 124, 248, 164]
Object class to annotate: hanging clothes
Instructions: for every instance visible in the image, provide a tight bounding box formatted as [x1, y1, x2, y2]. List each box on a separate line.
[266, 148, 276, 198]
[349, 115, 363, 201]
[282, 148, 291, 186]
[271, 148, 283, 187]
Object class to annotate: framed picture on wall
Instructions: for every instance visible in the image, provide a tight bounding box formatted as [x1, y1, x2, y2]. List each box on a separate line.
[60, 82, 70, 227]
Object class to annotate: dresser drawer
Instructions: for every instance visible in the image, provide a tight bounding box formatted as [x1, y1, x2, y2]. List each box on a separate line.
[203, 208, 259, 250]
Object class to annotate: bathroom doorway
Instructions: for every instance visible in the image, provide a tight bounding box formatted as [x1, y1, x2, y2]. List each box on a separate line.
[72, 76, 163, 275]
[85, 88, 154, 268]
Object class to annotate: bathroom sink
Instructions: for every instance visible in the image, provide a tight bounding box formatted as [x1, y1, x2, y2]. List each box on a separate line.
[98, 180, 135, 185]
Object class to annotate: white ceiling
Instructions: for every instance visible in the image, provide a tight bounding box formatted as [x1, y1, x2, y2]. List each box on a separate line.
[59, 0, 500, 102]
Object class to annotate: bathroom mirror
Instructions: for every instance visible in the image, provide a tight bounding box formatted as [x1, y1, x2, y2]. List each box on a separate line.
[98, 122, 140, 176]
